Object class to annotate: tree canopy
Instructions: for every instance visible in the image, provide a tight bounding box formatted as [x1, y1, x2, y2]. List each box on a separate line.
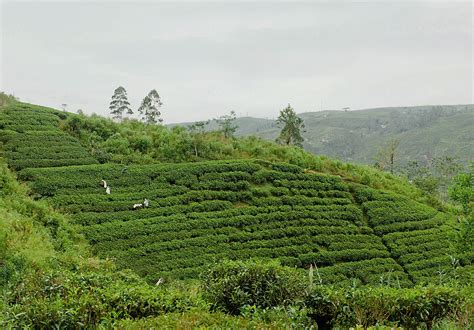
[216, 111, 238, 138]
[109, 86, 132, 121]
[276, 104, 305, 148]
[138, 89, 163, 124]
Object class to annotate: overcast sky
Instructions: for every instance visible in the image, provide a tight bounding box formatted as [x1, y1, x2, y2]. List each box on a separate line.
[1, 1, 472, 123]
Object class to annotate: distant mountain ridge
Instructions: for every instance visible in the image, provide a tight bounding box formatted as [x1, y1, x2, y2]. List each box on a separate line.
[173, 104, 474, 166]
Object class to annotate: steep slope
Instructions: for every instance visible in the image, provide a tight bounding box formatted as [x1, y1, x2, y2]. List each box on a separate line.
[0, 103, 97, 170]
[18, 161, 408, 284]
[1, 102, 461, 287]
[19, 161, 458, 286]
[0, 159, 206, 327]
[353, 185, 457, 283]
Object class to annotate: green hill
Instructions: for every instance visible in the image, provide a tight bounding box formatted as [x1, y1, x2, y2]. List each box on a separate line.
[19, 160, 457, 286]
[177, 104, 474, 166]
[0, 101, 463, 286]
[1, 101, 472, 328]
[0, 103, 98, 170]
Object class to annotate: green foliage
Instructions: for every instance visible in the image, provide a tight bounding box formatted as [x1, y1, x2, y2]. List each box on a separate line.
[276, 104, 305, 147]
[3, 266, 204, 328]
[0, 102, 98, 170]
[0, 163, 84, 255]
[1, 101, 473, 328]
[0, 158, 203, 328]
[52, 102, 430, 202]
[448, 165, 474, 261]
[0, 91, 17, 107]
[232, 104, 474, 167]
[404, 156, 465, 200]
[306, 285, 472, 329]
[101, 132, 131, 154]
[216, 110, 238, 138]
[201, 260, 306, 315]
[19, 160, 421, 283]
[3, 102, 469, 285]
[449, 164, 473, 214]
[14, 146, 464, 284]
[353, 185, 461, 284]
[138, 89, 163, 124]
[109, 86, 132, 121]
[1, 169, 472, 330]
[115, 308, 314, 329]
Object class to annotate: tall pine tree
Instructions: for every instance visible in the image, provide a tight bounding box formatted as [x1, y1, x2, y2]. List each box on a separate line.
[276, 104, 305, 147]
[109, 86, 132, 121]
[138, 89, 163, 124]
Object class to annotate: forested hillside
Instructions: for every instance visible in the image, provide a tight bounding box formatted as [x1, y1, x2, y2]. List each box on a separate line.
[177, 104, 474, 166]
[1, 101, 472, 328]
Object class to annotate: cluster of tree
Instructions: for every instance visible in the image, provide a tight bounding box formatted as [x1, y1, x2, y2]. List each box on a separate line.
[212, 104, 306, 147]
[109, 85, 306, 148]
[185, 104, 306, 150]
[403, 156, 464, 199]
[202, 260, 471, 329]
[109, 87, 163, 124]
[109, 86, 305, 143]
[374, 138, 467, 202]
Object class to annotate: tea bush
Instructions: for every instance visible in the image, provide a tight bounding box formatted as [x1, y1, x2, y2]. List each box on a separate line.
[20, 160, 415, 284]
[306, 285, 472, 329]
[353, 186, 457, 283]
[201, 260, 307, 315]
[3, 267, 205, 328]
[0, 103, 97, 170]
[17, 156, 460, 284]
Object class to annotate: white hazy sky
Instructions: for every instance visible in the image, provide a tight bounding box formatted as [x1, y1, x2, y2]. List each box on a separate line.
[1, 1, 472, 123]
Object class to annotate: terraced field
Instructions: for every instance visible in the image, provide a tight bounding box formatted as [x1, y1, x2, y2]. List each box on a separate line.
[1, 102, 457, 286]
[353, 186, 455, 283]
[0, 103, 97, 170]
[17, 160, 454, 285]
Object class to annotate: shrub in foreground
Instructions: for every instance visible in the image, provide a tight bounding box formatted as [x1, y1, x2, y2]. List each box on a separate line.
[201, 259, 307, 315]
[2, 266, 205, 328]
[115, 307, 315, 329]
[306, 285, 472, 329]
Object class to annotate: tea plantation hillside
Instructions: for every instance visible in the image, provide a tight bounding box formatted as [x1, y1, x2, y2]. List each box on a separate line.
[0, 103, 97, 170]
[20, 160, 459, 285]
[1, 100, 472, 328]
[0, 101, 464, 286]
